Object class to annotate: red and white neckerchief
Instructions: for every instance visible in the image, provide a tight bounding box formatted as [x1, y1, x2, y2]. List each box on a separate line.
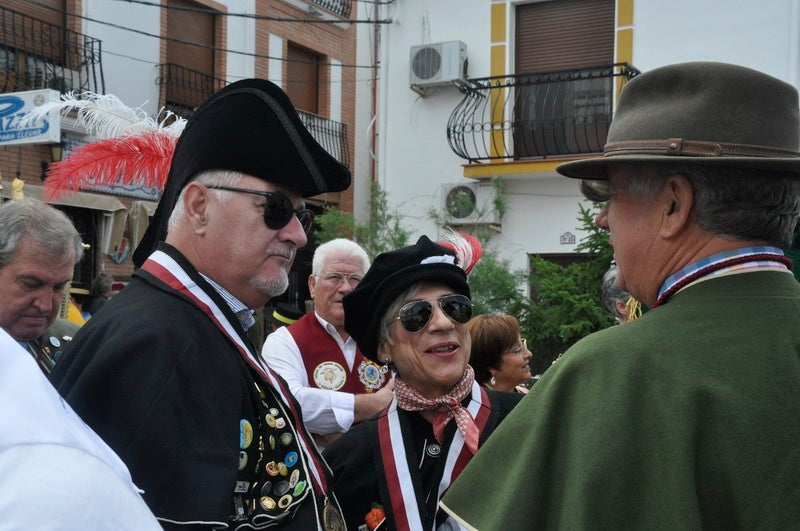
[377, 378, 490, 531]
[141, 250, 330, 496]
[395, 366, 480, 455]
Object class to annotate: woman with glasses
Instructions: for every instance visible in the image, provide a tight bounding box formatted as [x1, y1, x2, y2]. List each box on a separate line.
[468, 314, 533, 394]
[323, 235, 523, 530]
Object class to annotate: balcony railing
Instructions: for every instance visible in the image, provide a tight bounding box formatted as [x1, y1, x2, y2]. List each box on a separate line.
[297, 109, 350, 168]
[157, 63, 227, 120]
[157, 64, 351, 168]
[447, 63, 640, 163]
[0, 6, 104, 94]
[308, 0, 352, 18]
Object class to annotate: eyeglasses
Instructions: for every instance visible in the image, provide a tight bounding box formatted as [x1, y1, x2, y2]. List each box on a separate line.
[506, 338, 527, 354]
[206, 185, 314, 232]
[396, 294, 473, 333]
[321, 272, 363, 286]
[580, 180, 614, 203]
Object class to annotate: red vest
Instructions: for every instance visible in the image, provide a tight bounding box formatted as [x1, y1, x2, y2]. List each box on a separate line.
[288, 313, 387, 394]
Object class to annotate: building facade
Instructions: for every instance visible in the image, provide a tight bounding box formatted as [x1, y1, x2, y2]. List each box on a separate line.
[357, 0, 800, 286]
[0, 0, 356, 309]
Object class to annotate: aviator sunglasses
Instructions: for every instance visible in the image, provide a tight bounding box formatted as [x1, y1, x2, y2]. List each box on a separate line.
[207, 185, 315, 232]
[396, 294, 473, 333]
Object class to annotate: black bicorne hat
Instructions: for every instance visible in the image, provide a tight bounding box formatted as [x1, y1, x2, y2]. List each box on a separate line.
[133, 78, 351, 267]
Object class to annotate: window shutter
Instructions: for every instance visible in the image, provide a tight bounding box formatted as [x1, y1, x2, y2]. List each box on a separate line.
[286, 43, 320, 114]
[516, 0, 614, 73]
[166, 0, 215, 74]
[3, 0, 64, 28]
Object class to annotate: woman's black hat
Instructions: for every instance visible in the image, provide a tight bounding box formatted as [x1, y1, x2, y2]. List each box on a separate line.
[343, 236, 470, 362]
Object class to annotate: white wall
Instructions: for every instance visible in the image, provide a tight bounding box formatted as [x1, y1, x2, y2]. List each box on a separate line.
[633, 0, 800, 85]
[365, 0, 800, 276]
[376, 1, 494, 232]
[84, 0, 161, 116]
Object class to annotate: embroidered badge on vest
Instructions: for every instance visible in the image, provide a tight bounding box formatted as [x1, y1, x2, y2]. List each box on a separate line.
[313, 361, 348, 390]
[358, 359, 386, 391]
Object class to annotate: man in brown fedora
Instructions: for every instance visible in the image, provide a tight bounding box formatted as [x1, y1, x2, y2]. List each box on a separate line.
[441, 62, 800, 528]
[52, 80, 348, 529]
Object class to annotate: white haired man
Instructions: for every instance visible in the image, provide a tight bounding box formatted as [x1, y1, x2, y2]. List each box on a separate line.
[263, 238, 394, 448]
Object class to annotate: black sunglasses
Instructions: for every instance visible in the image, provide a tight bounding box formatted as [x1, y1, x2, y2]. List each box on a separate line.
[207, 185, 314, 232]
[396, 294, 473, 333]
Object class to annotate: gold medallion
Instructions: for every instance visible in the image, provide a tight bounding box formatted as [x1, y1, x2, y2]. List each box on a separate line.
[322, 497, 345, 531]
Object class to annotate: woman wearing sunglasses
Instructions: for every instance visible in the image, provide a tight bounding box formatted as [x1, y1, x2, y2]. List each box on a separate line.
[323, 235, 523, 530]
[468, 314, 533, 394]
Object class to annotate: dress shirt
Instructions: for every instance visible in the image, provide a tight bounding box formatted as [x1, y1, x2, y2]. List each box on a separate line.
[262, 312, 357, 434]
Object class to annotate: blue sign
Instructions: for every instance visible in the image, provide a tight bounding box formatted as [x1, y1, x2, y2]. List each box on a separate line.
[0, 90, 60, 146]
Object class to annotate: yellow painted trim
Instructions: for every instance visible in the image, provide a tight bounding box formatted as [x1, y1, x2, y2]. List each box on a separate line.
[463, 159, 572, 178]
[489, 87, 505, 158]
[490, 44, 505, 78]
[489, 44, 507, 158]
[617, 0, 633, 27]
[617, 28, 633, 64]
[491, 3, 507, 43]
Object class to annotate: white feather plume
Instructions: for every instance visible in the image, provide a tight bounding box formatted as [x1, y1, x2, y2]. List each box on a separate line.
[21, 91, 186, 139]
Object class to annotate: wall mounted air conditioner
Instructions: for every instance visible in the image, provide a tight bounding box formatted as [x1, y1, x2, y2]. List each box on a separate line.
[410, 41, 468, 91]
[442, 181, 501, 228]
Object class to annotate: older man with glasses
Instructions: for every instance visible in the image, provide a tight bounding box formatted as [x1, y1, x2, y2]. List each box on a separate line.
[263, 238, 394, 449]
[52, 80, 350, 530]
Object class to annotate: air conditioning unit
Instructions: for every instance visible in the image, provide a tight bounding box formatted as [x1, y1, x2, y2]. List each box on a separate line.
[410, 41, 468, 89]
[442, 182, 501, 228]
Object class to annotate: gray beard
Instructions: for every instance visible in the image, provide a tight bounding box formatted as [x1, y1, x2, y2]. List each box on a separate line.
[251, 268, 289, 298]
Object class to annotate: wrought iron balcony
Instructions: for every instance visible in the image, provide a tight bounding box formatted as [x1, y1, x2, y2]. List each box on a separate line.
[0, 6, 104, 94]
[308, 0, 352, 18]
[297, 109, 350, 168]
[157, 63, 227, 120]
[157, 64, 351, 168]
[447, 63, 640, 163]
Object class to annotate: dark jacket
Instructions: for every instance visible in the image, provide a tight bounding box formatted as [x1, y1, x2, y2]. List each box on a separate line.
[324, 388, 522, 530]
[51, 244, 335, 529]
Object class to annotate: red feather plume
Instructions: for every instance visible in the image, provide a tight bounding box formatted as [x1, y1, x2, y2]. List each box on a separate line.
[43, 130, 177, 200]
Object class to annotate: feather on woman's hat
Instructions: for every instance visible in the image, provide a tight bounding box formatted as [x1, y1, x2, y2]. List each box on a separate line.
[133, 79, 351, 266]
[557, 62, 800, 180]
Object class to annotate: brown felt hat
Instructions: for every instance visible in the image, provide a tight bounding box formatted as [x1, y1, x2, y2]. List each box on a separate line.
[557, 62, 800, 180]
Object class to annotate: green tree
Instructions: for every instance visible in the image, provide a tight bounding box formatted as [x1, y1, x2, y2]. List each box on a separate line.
[526, 203, 614, 372]
[314, 181, 411, 258]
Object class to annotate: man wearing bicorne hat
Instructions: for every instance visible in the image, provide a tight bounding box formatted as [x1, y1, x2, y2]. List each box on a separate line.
[442, 62, 800, 528]
[52, 79, 349, 529]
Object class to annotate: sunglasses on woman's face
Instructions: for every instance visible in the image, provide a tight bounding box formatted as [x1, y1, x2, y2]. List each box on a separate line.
[396, 294, 473, 333]
[207, 185, 315, 232]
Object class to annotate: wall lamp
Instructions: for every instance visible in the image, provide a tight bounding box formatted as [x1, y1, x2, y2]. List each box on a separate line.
[40, 141, 65, 181]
